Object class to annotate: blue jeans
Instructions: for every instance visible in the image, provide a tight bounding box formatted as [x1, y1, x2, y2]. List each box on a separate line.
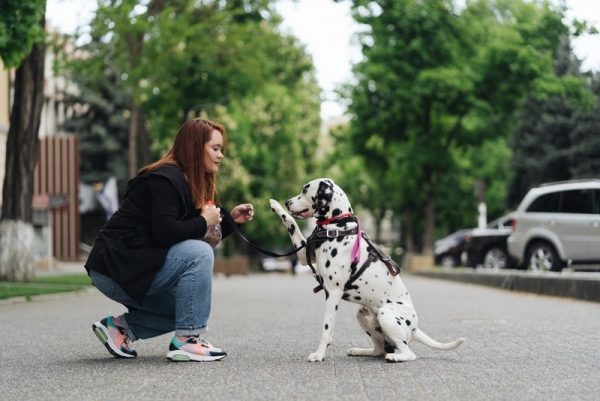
[90, 239, 214, 341]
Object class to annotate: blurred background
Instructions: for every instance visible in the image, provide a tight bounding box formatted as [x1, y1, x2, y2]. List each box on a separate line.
[1, 0, 599, 278]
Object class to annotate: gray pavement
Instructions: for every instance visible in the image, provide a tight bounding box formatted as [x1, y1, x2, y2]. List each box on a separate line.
[1, 271, 599, 401]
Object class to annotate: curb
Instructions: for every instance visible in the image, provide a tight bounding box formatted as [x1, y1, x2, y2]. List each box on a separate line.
[411, 269, 600, 303]
[0, 286, 95, 306]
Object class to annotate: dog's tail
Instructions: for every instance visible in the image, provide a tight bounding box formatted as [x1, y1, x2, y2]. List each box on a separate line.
[413, 329, 465, 350]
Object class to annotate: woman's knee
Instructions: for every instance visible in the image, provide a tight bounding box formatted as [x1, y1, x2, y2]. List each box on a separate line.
[170, 239, 214, 267]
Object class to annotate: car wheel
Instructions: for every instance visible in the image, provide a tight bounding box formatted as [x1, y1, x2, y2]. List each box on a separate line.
[483, 247, 508, 269]
[526, 241, 562, 272]
[440, 255, 458, 268]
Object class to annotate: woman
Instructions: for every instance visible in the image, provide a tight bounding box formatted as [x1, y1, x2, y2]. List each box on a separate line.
[85, 117, 254, 362]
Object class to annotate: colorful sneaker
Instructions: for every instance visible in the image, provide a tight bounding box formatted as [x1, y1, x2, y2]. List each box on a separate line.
[167, 336, 227, 362]
[92, 316, 137, 358]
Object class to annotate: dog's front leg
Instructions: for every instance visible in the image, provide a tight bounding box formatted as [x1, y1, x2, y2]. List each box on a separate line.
[309, 289, 343, 362]
[269, 199, 308, 265]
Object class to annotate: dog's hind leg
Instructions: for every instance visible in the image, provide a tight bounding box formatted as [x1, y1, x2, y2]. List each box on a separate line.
[308, 289, 343, 362]
[347, 307, 386, 357]
[377, 305, 417, 362]
[269, 199, 308, 265]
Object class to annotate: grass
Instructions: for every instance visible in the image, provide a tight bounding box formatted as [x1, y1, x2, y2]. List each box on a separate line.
[0, 274, 92, 301]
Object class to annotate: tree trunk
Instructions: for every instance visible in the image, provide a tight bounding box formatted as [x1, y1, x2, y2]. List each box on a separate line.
[128, 104, 140, 178]
[422, 192, 436, 255]
[402, 209, 415, 253]
[137, 108, 151, 167]
[0, 24, 46, 281]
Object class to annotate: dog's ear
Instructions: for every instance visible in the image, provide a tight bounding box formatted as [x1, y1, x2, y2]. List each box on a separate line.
[314, 180, 334, 217]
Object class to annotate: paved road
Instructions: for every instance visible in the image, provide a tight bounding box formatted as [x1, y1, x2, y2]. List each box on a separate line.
[1, 272, 598, 401]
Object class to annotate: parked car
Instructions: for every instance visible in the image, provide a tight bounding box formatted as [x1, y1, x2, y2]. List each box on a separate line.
[434, 229, 470, 267]
[463, 214, 515, 269]
[507, 179, 600, 272]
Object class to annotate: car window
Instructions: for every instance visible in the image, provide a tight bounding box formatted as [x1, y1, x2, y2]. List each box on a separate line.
[527, 192, 559, 212]
[595, 190, 600, 214]
[559, 189, 594, 214]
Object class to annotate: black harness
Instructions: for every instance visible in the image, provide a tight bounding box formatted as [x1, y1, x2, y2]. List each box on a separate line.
[224, 211, 401, 294]
[305, 219, 402, 294]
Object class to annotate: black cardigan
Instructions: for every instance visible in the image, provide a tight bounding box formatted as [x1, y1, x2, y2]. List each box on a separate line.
[85, 164, 234, 303]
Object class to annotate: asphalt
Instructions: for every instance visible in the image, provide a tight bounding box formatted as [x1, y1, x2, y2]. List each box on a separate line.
[1, 268, 599, 401]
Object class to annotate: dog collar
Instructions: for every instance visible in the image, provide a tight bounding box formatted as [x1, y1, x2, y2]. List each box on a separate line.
[316, 213, 355, 226]
[314, 213, 362, 265]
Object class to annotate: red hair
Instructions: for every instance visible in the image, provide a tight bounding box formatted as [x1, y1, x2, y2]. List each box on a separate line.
[140, 118, 227, 208]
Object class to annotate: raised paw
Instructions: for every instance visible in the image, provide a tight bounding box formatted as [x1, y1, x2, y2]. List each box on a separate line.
[269, 199, 286, 215]
[308, 352, 325, 362]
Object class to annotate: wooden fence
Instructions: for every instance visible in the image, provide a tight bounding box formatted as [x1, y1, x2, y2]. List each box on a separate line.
[34, 135, 80, 261]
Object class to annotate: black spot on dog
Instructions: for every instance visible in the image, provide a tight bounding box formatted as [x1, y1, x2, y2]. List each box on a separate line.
[335, 305, 338, 310]
[281, 214, 287, 221]
[375, 327, 382, 333]
[328, 275, 332, 280]
[302, 184, 310, 194]
[396, 301, 403, 305]
[403, 341, 407, 345]
[406, 320, 411, 326]
[366, 331, 371, 337]
[342, 293, 350, 300]
[332, 208, 342, 217]
[288, 225, 295, 235]
[326, 260, 330, 268]
[325, 324, 329, 330]
[386, 299, 392, 303]
[314, 181, 334, 217]
[354, 296, 361, 301]
[336, 236, 344, 242]
[331, 249, 338, 257]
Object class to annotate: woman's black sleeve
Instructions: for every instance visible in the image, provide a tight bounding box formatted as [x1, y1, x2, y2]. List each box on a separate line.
[220, 209, 238, 239]
[147, 176, 208, 246]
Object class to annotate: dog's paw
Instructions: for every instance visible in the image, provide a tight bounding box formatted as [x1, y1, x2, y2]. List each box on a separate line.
[308, 352, 325, 362]
[384, 351, 417, 363]
[269, 199, 285, 214]
[347, 347, 383, 357]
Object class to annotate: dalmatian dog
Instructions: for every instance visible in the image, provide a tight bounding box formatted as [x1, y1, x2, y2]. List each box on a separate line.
[269, 178, 464, 362]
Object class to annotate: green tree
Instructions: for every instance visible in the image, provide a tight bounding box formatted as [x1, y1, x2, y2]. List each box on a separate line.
[57, 34, 131, 192]
[57, 0, 322, 260]
[341, 0, 588, 253]
[507, 38, 596, 206]
[0, 0, 47, 281]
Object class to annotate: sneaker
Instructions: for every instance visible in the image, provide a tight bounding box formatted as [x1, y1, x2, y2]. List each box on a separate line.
[167, 336, 227, 362]
[92, 316, 137, 358]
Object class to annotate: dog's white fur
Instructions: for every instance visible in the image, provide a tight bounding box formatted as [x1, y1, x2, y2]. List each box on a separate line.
[269, 178, 464, 362]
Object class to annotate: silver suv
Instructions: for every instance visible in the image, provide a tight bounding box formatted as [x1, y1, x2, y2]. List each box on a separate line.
[507, 179, 600, 271]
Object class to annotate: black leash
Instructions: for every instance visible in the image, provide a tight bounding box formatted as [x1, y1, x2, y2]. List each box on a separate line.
[222, 212, 306, 257]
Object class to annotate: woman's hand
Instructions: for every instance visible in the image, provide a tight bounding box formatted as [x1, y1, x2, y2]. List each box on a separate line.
[231, 203, 254, 224]
[201, 204, 222, 226]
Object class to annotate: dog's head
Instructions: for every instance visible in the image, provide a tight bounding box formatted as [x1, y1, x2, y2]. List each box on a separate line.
[285, 178, 353, 221]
